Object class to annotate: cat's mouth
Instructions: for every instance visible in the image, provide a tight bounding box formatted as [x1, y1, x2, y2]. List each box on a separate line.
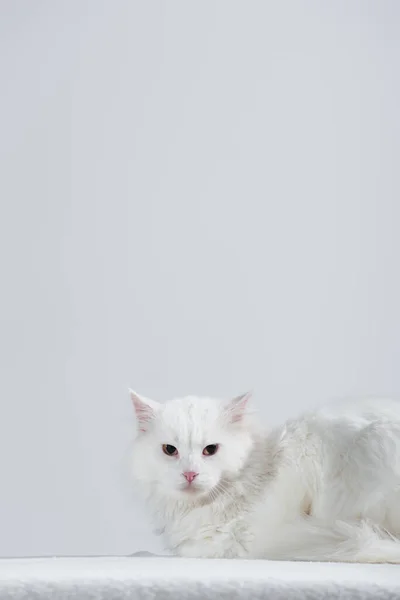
[182, 483, 201, 493]
[179, 481, 207, 496]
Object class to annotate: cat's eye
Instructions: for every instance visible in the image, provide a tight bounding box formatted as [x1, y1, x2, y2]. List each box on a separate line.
[202, 444, 219, 456]
[162, 444, 178, 456]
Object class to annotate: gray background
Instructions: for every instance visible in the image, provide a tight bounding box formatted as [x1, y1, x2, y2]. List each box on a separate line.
[0, 1, 399, 557]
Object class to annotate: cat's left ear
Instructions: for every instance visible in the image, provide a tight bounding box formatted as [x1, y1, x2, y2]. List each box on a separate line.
[129, 390, 160, 433]
[225, 391, 252, 423]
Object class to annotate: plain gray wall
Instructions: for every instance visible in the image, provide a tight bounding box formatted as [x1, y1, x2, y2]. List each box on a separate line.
[0, 0, 399, 557]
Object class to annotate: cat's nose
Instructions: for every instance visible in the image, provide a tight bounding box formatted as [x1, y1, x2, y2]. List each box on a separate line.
[183, 471, 198, 484]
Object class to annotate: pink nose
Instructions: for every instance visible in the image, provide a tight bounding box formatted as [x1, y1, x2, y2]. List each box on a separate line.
[183, 471, 198, 484]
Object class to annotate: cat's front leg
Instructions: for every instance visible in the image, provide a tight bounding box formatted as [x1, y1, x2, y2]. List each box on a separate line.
[167, 517, 252, 558]
[176, 529, 242, 558]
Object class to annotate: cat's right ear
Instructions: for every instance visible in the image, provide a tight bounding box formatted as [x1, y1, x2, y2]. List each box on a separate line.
[225, 391, 252, 424]
[129, 390, 160, 433]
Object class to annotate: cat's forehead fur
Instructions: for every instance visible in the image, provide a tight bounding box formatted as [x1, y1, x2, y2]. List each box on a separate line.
[156, 396, 225, 444]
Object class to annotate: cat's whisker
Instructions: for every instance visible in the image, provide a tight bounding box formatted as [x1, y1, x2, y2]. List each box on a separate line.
[211, 480, 241, 515]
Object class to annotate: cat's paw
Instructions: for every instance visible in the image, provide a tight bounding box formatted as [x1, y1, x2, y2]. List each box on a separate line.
[173, 519, 253, 559]
[177, 539, 224, 559]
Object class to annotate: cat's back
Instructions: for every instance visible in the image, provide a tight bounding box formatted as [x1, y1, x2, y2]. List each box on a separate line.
[281, 398, 400, 454]
[303, 398, 400, 522]
[301, 397, 400, 457]
[278, 398, 400, 490]
[313, 397, 400, 425]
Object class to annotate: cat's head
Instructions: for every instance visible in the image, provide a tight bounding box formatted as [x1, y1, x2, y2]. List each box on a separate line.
[130, 391, 255, 501]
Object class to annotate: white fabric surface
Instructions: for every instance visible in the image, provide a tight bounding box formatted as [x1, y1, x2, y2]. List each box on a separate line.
[0, 556, 399, 599]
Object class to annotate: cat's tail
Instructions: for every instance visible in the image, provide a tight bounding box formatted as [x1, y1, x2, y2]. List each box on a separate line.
[264, 518, 400, 563]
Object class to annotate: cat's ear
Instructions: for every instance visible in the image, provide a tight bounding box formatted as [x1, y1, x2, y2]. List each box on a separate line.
[129, 390, 160, 433]
[225, 391, 252, 423]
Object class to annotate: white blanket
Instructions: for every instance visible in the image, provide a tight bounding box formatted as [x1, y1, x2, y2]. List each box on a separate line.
[0, 556, 399, 599]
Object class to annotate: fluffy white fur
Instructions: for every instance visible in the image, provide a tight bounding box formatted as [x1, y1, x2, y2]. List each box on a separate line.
[131, 392, 400, 563]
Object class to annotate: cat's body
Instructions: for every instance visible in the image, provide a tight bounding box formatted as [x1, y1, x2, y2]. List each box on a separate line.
[131, 392, 400, 562]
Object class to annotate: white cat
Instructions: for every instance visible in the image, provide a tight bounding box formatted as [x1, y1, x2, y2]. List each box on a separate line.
[130, 391, 400, 562]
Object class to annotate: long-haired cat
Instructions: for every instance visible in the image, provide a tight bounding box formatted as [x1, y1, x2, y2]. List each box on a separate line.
[130, 391, 400, 562]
